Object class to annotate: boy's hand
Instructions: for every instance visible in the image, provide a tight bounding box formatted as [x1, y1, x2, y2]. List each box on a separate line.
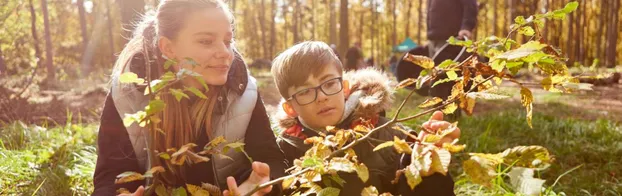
[418, 111, 461, 146]
[223, 162, 272, 196]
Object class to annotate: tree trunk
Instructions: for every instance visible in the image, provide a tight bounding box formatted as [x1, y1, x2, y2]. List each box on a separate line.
[292, 0, 300, 43]
[41, 0, 54, 82]
[391, 0, 397, 46]
[270, 0, 277, 58]
[0, 45, 5, 74]
[311, 0, 317, 40]
[418, 0, 424, 43]
[359, 11, 364, 44]
[329, 0, 337, 45]
[78, 0, 88, 48]
[493, 0, 498, 36]
[405, 0, 413, 38]
[27, 0, 42, 77]
[231, 0, 237, 11]
[574, 0, 582, 65]
[118, 0, 145, 44]
[259, 0, 268, 59]
[106, 0, 115, 61]
[566, 0, 574, 66]
[339, 0, 349, 60]
[282, 4, 289, 48]
[370, 0, 375, 62]
[605, 0, 618, 67]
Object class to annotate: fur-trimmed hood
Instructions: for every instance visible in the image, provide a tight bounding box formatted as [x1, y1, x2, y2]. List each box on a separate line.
[274, 68, 394, 132]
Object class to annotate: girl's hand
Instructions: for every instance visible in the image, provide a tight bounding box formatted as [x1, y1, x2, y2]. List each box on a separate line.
[418, 111, 461, 146]
[223, 162, 272, 196]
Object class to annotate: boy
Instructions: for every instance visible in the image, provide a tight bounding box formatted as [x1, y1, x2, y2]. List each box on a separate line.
[271, 41, 457, 195]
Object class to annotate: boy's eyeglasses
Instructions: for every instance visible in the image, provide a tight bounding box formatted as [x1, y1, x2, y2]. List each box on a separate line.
[287, 77, 343, 106]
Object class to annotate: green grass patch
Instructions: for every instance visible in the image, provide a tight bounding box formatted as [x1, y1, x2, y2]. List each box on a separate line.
[0, 119, 98, 195]
[392, 92, 622, 195]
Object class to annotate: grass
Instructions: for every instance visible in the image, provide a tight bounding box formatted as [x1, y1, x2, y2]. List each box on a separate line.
[0, 114, 97, 196]
[390, 89, 622, 196]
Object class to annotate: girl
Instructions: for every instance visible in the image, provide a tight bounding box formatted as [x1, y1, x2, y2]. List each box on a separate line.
[93, 1, 285, 195]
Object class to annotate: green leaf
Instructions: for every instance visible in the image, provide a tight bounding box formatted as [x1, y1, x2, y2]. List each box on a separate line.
[194, 76, 210, 92]
[184, 57, 199, 68]
[172, 187, 187, 196]
[169, 89, 190, 102]
[119, 72, 145, 84]
[302, 157, 322, 168]
[438, 60, 457, 69]
[562, 1, 579, 14]
[159, 153, 170, 160]
[446, 71, 458, 80]
[155, 184, 169, 196]
[162, 71, 176, 81]
[431, 77, 460, 88]
[491, 60, 505, 72]
[518, 26, 535, 36]
[514, 16, 526, 25]
[317, 187, 340, 196]
[145, 99, 165, 116]
[185, 87, 207, 99]
[373, 141, 394, 152]
[164, 59, 177, 70]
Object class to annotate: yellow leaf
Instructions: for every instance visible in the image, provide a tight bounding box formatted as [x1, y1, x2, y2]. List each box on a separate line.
[328, 157, 356, 173]
[442, 103, 458, 114]
[449, 81, 464, 100]
[520, 87, 534, 128]
[418, 97, 443, 108]
[403, 54, 435, 69]
[422, 134, 442, 144]
[501, 146, 552, 169]
[395, 78, 416, 89]
[186, 184, 210, 196]
[356, 163, 370, 183]
[462, 158, 496, 187]
[186, 151, 210, 164]
[373, 141, 395, 152]
[353, 125, 370, 133]
[393, 136, 412, 154]
[117, 188, 131, 194]
[171, 143, 198, 165]
[429, 149, 451, 176]
[143, 166, 165, 178]
[361, 186, 379, 196]
[459, 95, 476, 116]
[442, 143, 466, 153]
[115, 171, 144, 184]
[282, 176, 297, 189]
[404, 165, 423, 190]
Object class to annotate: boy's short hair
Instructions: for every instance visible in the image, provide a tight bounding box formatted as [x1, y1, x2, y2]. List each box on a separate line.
[271, 41, 343, 98]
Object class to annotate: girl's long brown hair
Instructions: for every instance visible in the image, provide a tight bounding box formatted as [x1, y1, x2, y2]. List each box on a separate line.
[111, 0, 234, 186]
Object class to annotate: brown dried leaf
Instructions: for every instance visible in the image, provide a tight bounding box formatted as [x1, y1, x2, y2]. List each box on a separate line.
[441, 103, 458, 115]
[186, 184, 210, 196]
[403, 54, 435, 69]
[395, 78, 417, 89]
[520, 87, 534, 128]
[418, 97, 443, 108]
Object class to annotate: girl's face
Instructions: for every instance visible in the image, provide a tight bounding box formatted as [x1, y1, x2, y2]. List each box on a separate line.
[159, 7, 234, 88]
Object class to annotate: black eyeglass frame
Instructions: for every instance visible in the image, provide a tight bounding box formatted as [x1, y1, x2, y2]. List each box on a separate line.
[286, 77, 344, 106]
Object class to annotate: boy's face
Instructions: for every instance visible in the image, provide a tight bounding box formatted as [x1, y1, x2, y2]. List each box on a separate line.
[287, 63, 345, 130]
